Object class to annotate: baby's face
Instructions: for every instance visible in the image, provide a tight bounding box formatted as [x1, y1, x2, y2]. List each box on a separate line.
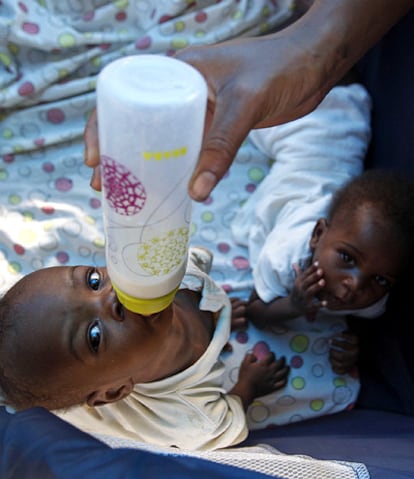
[3, 266, 167, 409]
[311, 204, 403, 311]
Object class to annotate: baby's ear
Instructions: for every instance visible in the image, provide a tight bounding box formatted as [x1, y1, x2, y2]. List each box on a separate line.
[86, 378, 134, 407]
[309, 218, 328, 249]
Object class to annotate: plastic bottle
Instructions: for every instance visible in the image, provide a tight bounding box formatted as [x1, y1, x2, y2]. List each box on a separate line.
[96, 55, 207, 315]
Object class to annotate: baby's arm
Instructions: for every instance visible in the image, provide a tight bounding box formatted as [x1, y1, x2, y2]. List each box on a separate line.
[246, 262, 327, 329]
[228, 352, 289, 410]
[329, 331, 359, 375]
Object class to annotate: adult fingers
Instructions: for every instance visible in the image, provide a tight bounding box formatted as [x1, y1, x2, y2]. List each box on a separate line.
[84, 109, 102, 191]
[188, 92, 254, 201]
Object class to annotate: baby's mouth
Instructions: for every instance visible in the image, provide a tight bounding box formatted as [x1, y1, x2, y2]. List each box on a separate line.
[318, 291, 347, 310]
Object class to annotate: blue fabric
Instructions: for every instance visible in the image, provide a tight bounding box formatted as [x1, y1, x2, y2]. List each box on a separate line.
[0, 407, 275, 479]
[244, 409, 414, 479]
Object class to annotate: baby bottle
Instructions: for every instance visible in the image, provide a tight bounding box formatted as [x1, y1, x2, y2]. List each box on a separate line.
[96, 55, 207, 315]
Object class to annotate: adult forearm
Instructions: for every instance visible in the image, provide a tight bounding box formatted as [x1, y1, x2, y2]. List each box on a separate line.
[285, 0, 414, 93]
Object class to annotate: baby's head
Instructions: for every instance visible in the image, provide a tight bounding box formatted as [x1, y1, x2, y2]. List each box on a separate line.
[310, 170, 414, 311]
[0, 266, 167, 411]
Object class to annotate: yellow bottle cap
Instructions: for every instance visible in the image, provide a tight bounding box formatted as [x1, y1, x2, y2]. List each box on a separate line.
[112, 283, 179, 315]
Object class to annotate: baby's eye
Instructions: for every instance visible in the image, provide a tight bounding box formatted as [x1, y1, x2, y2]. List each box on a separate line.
[87, 268, 101, 291]
[375, 275, 390, 288]
[339, 251, 355, 265]
[88, 320, 102, 353]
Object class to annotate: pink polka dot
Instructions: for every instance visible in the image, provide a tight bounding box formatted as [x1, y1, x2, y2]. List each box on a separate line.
[14, 244, 25, 255]
[290, 355, 303, 368]
[47, 108, 65, 124]
[22, 22, 39, 34]
[236, 330, 248, 344]
[203, 195, 213, 205]
[232, 255, 250, 270]
[217, 242, 230, 254]
[135, 36, 152, 50]
[42, 162, 54, 173]
[55, 177, 73, 192]
[221, 284, 233, 293]
[3, 154, 15, 163]
[18, 2, 28, 13]
[115, 11, 127, 21]
[42, 205, 55, 215]
[83, 11, 95, 21]
[100, 43, 111, 50]
[253, 341, 271, 360]
[89, 197, 101, 209]
[195, 11, 207, 23]
[18, 81, 35, 96]
[56, 251, 69, 264]
[159, 14, 173, 23]
[246, 183, 256, 193]
[34, 138, 45, 146]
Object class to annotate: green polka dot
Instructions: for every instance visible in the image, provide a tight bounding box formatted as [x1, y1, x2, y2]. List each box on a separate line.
[259, 23, 270, 34]
[201, 211, 214, 223]
[290, 334, 309, 353]
[58, 68, 68, 79]
[85, 215, 96, 225]
[2, 128, 13, 139]
[334, 377, 347, 387]
[232, 10, 242, 20]
[19, 228, 38, 245]
[195, 30, 206, 38]
[8, 43, 19, 56]
[174, 21, 185, 32]
[9, 194, 21, 205]
[8, 262, 22, 274]
[22, 211, 34, 221]
[44, 221, 56, 232]
[91, 57, 102, 68]
[291, 376, 305, 390]
[0, 169, 8, 181]
[93, 238, 105, 249]
[0, 52, 11, 68]
[262, 6, 270, 17]
[248, 167, 265, 183]
[310, 399, 324, 411]
[59, 33, 76, 48]
[171, 38, 188, 50]
[190, 223, 197, 235]
[13, 145, 24, 153]
[114, 0, 128, 8]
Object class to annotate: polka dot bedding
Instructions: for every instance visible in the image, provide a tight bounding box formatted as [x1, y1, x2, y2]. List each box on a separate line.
[0, 0, 359, 428]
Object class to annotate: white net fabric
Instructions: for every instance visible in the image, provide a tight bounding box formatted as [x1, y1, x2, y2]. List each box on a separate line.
[94, 435, 370, 479]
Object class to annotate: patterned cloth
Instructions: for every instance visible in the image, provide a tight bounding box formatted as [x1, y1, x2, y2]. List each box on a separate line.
[0, 0, 295, 294]
[0, 0, 366, 444]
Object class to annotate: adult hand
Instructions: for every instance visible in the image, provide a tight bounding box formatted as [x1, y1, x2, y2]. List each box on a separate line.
[84, 109, 101, 191]
[175, 0, 413, 201]
[84, 0, 413, 199]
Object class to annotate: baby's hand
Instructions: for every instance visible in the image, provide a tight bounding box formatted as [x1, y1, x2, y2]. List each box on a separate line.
[290, 262, 327, 319]
[230, 297, 249, 330]
[329, 332, 359, 375]
[239, 351, 289, 399]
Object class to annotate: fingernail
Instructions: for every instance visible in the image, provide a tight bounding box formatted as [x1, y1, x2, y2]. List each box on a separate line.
[190, 171, 217, 201]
